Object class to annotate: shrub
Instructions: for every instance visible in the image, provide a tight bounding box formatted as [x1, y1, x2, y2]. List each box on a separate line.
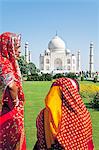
[91, 92, 99, 109]
[27, 75, 32, 81]
[27, 74, 39, 81]
[81, 76, 84, 81]
[53, 73, 65, 79]
[65, 72, 77, 79]
[41, 73, 52, 81]
[93, 76, 98, 83]
[80, 84, 99, 99]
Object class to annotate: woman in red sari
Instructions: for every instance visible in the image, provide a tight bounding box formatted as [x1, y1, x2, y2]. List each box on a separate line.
[0, 32, 26, 150]
[35, 77, 94, 150]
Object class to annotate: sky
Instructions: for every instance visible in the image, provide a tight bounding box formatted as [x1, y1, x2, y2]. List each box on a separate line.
[0, 0, 99, 71]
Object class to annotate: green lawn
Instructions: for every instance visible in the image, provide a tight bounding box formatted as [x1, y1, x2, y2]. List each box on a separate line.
[23, 81, 99, 150]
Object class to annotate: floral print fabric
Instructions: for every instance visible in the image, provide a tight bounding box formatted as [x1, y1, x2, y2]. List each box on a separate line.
[0, 32, 26, 150]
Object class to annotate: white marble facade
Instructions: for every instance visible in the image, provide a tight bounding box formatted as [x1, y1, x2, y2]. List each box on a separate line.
[39, 35, 81, 74]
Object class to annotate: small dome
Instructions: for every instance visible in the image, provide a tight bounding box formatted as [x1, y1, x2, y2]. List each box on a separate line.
[46, 48, 50, 53]
[90, 41, 93, 45]
[25, 42, 28, 45]
[48, 35, 65, 52]
[66, 49, 71, 54]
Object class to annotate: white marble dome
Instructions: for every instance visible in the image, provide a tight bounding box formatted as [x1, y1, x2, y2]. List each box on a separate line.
[48, 35, 65, 52]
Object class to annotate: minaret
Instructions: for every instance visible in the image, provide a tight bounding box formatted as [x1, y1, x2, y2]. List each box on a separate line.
[25, 42, 29, 63]
[29, 50, 31, 63]
[77, 49, 81, 72]
[56, 30, 57, 36]
[89, 42, 94, 77]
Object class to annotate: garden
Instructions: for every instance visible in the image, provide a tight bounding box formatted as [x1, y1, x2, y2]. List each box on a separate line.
[23, 80, 99, 150]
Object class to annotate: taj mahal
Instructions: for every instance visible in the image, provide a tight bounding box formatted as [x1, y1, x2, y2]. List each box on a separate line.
[39, 34, 81, 74]
[25, 34, 94, 76]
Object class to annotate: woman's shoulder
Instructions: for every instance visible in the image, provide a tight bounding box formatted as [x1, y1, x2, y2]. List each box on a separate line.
[1, 57, 13, 74]
[0, 58, 14, 85]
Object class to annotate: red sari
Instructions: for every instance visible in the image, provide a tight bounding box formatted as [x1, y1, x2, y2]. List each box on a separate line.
[36, 78, 94, 150]
[0, 32, 26, 150]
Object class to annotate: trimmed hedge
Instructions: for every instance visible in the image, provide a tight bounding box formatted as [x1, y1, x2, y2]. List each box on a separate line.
[27, 72, 78, 81]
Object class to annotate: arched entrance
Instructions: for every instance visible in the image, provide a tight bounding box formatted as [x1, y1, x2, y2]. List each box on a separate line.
[54, 58, 62, 70]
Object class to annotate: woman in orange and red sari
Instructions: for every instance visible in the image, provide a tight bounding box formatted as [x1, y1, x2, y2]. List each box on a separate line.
[35, 77, 94, 150]
[0, 32, 26, 150]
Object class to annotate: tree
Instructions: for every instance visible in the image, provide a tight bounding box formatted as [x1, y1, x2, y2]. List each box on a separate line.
[18, 56, 29, 75]
[28, 62, 37, 75]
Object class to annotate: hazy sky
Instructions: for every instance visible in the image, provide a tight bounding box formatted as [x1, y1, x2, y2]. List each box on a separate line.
[0, 0, 99, 71]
